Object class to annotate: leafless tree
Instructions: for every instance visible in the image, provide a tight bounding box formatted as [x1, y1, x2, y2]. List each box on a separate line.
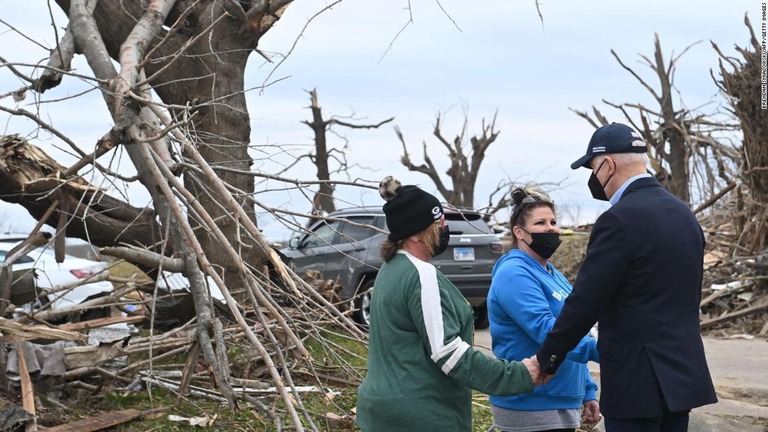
[300, 88, 393, 220]
[571, 33, 740, 206]
[396, 111, 502, 213]
[0, 1, 368, 429]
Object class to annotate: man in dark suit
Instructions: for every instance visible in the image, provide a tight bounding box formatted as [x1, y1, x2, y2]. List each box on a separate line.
[536, 123, 717, 431]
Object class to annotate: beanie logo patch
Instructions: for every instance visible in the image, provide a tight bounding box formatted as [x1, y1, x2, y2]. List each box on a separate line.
[431, 206, 442, 220]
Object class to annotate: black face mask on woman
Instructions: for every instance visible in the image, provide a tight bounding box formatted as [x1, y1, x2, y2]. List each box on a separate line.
[521, 228, 562, 259]
[431, 225, 451, 257]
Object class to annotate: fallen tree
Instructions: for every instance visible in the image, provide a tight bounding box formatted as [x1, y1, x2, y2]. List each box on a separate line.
[0, 1, 369, 429]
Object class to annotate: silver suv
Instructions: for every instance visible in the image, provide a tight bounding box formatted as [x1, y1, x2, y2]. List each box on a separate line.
[280, 207, 503, 328]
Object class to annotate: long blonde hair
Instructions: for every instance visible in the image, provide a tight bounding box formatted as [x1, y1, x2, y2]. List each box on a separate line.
[380, 221, 441, 262]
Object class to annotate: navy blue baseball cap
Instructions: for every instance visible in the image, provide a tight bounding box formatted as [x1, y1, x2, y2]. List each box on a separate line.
[570, 123, 647, 170]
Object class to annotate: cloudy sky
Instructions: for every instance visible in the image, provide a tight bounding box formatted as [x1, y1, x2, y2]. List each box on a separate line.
[0, 0, 757, 240]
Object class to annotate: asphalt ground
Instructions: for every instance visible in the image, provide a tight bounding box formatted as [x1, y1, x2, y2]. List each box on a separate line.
[473, 330, 768, 431]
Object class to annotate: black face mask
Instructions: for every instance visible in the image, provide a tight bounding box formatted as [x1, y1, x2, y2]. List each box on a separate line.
[432, 225, 450, 257]
[588, 159, 613, 202]
[521, 228, 562, 259]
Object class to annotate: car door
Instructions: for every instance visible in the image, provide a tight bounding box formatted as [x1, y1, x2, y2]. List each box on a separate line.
[322, 216, 378, 285]
[290, 220, 344, 276]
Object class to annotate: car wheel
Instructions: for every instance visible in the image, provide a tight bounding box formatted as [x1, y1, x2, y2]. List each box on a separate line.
[353, 279, 374, 327]
[473, 304, 489, 330]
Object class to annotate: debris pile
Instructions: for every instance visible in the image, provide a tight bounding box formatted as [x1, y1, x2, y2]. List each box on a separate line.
[0, 256, 364, 431]
[699, 220, 768, 336]
[552, 220, 768, 337]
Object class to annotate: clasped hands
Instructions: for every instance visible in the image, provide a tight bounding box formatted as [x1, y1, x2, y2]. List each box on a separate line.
[522, 355, 552, 386]
[521, 356, 601, 426]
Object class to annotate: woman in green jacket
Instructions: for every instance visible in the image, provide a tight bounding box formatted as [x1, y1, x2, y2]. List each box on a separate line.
[356, 176, 539, 432]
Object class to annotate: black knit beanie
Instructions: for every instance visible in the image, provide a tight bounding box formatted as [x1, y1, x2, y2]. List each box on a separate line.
[379, 176, 444, 242]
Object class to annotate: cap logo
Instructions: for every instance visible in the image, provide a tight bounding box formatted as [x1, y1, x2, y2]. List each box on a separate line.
[591, 146, 605, 153]
[631, 139, 645, 147]
[431, 205, 442, 219]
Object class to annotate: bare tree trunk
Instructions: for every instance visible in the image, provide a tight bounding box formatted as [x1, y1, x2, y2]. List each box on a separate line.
[305, 89, 337, 215]
[651, 35, 690, 203]
[52, 0, 293, 299]
[300, 88, 393, 219]
[396, 111, 499, 210]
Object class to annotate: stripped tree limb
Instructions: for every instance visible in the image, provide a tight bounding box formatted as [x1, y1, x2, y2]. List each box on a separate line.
[396, 110, 501, 211]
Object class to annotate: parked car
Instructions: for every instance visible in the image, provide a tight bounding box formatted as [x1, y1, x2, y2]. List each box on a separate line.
[280, 207, 503, 328]
[0, 235, 113, 317]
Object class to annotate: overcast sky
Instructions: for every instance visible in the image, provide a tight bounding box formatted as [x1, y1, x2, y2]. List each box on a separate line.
[0, 0, 757, 240]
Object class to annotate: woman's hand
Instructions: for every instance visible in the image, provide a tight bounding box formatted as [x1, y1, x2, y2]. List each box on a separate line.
[581, 399, 601, 424]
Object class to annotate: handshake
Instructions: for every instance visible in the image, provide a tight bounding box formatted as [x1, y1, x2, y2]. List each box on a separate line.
[522, 355, 552, 386]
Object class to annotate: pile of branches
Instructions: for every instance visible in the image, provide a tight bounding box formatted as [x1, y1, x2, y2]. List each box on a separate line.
[0, 257, 365, 430]
[698, 15, 768, 336]
[698, 206, 768, 336]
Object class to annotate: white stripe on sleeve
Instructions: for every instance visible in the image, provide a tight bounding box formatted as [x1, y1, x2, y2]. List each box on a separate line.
[431, 336, 462, 362]
[441, 340, 470, 374]
[401, 250, 469, 375]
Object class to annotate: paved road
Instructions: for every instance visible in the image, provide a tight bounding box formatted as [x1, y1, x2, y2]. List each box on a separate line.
[473, 331, 768, 431]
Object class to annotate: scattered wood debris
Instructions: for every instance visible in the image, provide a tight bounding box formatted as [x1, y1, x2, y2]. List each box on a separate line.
[0, 262, 361, 430]
[699, 218, 767, 335]
[43, 409, 142, 432]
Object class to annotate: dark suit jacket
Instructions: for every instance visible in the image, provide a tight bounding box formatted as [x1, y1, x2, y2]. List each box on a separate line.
[537, 177, 717, 418]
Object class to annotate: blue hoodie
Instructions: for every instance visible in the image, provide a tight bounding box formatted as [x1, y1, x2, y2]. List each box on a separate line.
[488, 249, 599, 411]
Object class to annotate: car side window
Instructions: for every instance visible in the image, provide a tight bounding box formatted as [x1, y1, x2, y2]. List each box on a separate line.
[302, 221, 342, 248]
[337, 216, 377, 244]
[373, 216, 387, 230]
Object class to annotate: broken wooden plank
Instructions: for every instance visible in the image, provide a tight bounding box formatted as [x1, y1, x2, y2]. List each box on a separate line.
[42, 409, 142, 432]
[700, 301, 768, 330]
[17, 342, 37, 432]
[58, 315, 145, 332]
[700, 280, 754, 308]
[700, 288, 730, 308]
[178, 341, 201, 398]
[0, 317, 86, 342]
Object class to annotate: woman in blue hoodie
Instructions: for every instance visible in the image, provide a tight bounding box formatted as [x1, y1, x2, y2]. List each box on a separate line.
[488, 188, 601, 432]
